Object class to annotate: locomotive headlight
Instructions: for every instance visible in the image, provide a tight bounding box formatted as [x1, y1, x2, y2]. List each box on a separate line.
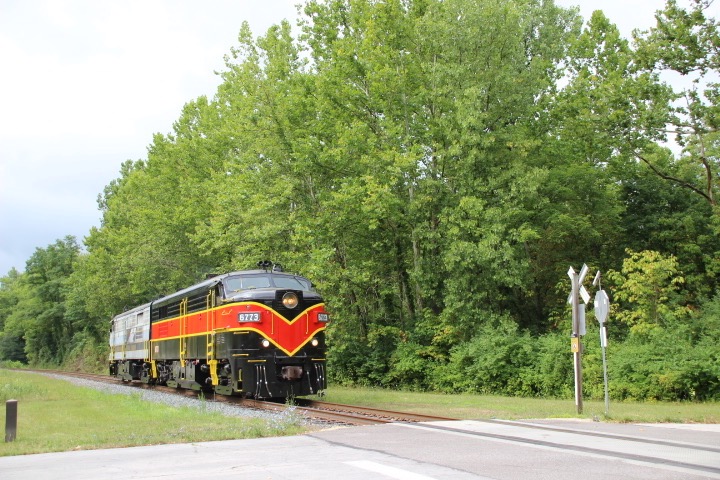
[282, 292, 299, 309]
[261, 339, 271, 348]
[311, 337, 319, 347]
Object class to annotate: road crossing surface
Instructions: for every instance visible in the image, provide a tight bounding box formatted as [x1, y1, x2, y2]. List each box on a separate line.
[1, 419, 718, 479]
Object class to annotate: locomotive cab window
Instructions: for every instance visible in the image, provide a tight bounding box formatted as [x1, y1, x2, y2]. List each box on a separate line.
[224, 275, 272, 292]
[272, 276, 310, 290]
[224, 274, 311, 293]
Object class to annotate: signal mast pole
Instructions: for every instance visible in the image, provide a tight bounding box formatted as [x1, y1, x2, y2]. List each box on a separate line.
[593, 270, 610, 416]
[568, 264, 589, 415]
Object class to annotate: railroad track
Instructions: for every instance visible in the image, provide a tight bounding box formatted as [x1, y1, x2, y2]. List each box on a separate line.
[294, 398, 456, 424]
[21, 369, 456, 426]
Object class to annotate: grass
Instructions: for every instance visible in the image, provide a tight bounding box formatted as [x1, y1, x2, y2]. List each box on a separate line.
[1, 370, 717, 457]
[322, 386, 720, 424]
[0, 370, 307, 457]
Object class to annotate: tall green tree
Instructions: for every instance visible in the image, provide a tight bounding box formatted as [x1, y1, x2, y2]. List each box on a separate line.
[194, 21, 318, 268]
[0, 269, 27, 362]
[3, 237, 80, 364]
[82, 96, 231, 316]
[634, 0, 720, 209]
[426, 0, 580, 337]
[629, 0, 720, 296]
[608, 249, 692, 336]
[49, 0, 717, 395]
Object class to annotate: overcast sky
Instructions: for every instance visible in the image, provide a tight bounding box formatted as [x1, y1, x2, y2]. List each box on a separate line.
[0, 0, 716, 275]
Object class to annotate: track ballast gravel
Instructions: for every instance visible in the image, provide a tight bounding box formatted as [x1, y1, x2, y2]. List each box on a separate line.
[43, 373, 314, 426]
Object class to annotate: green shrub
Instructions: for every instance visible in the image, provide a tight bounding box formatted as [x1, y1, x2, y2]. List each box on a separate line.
[328, 325, 400, 386]
[385, 341, 435, 390]
[519, 331, 574, 398]
[609, 328, 720, 401]
[62, 333, 108, 373]
[433, 319, 536, 395]
[328, 294, 720, 401]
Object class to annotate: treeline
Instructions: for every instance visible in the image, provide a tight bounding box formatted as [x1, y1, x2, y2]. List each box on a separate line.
[1, 0, 719, 401]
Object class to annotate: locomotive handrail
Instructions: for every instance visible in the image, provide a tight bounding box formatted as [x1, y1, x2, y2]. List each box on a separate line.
[179, 298, 188, 367]
[206, 289, 218, 386]
[143, 339, 158, 381]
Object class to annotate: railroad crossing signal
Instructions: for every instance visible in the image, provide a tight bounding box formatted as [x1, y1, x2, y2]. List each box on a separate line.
[593, 270, 609, 325]
[567, 264, 590, 306]
[594, 290, 609, 325]
[568, 264, 590, 336]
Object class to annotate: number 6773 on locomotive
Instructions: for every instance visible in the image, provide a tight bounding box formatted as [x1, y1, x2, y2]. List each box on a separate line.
[108, 263, 329, 399]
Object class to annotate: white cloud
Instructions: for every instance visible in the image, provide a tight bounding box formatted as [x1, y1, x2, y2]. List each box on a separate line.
[0, 0, 299, 273]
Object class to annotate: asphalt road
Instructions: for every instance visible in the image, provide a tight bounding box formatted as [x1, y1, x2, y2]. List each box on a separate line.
[1, 419, 718, 479]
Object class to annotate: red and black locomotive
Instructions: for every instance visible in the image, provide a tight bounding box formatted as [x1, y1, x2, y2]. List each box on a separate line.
[109, 262, 328, 398]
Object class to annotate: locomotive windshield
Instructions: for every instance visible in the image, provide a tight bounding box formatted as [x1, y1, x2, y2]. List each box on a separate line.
[224, 274, 311, 292]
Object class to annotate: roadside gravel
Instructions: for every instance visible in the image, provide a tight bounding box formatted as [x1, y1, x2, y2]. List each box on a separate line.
[42, 373, 314, 426]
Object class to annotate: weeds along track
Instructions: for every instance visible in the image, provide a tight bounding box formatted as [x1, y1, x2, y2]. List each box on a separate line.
[20, 370, 457, 426]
